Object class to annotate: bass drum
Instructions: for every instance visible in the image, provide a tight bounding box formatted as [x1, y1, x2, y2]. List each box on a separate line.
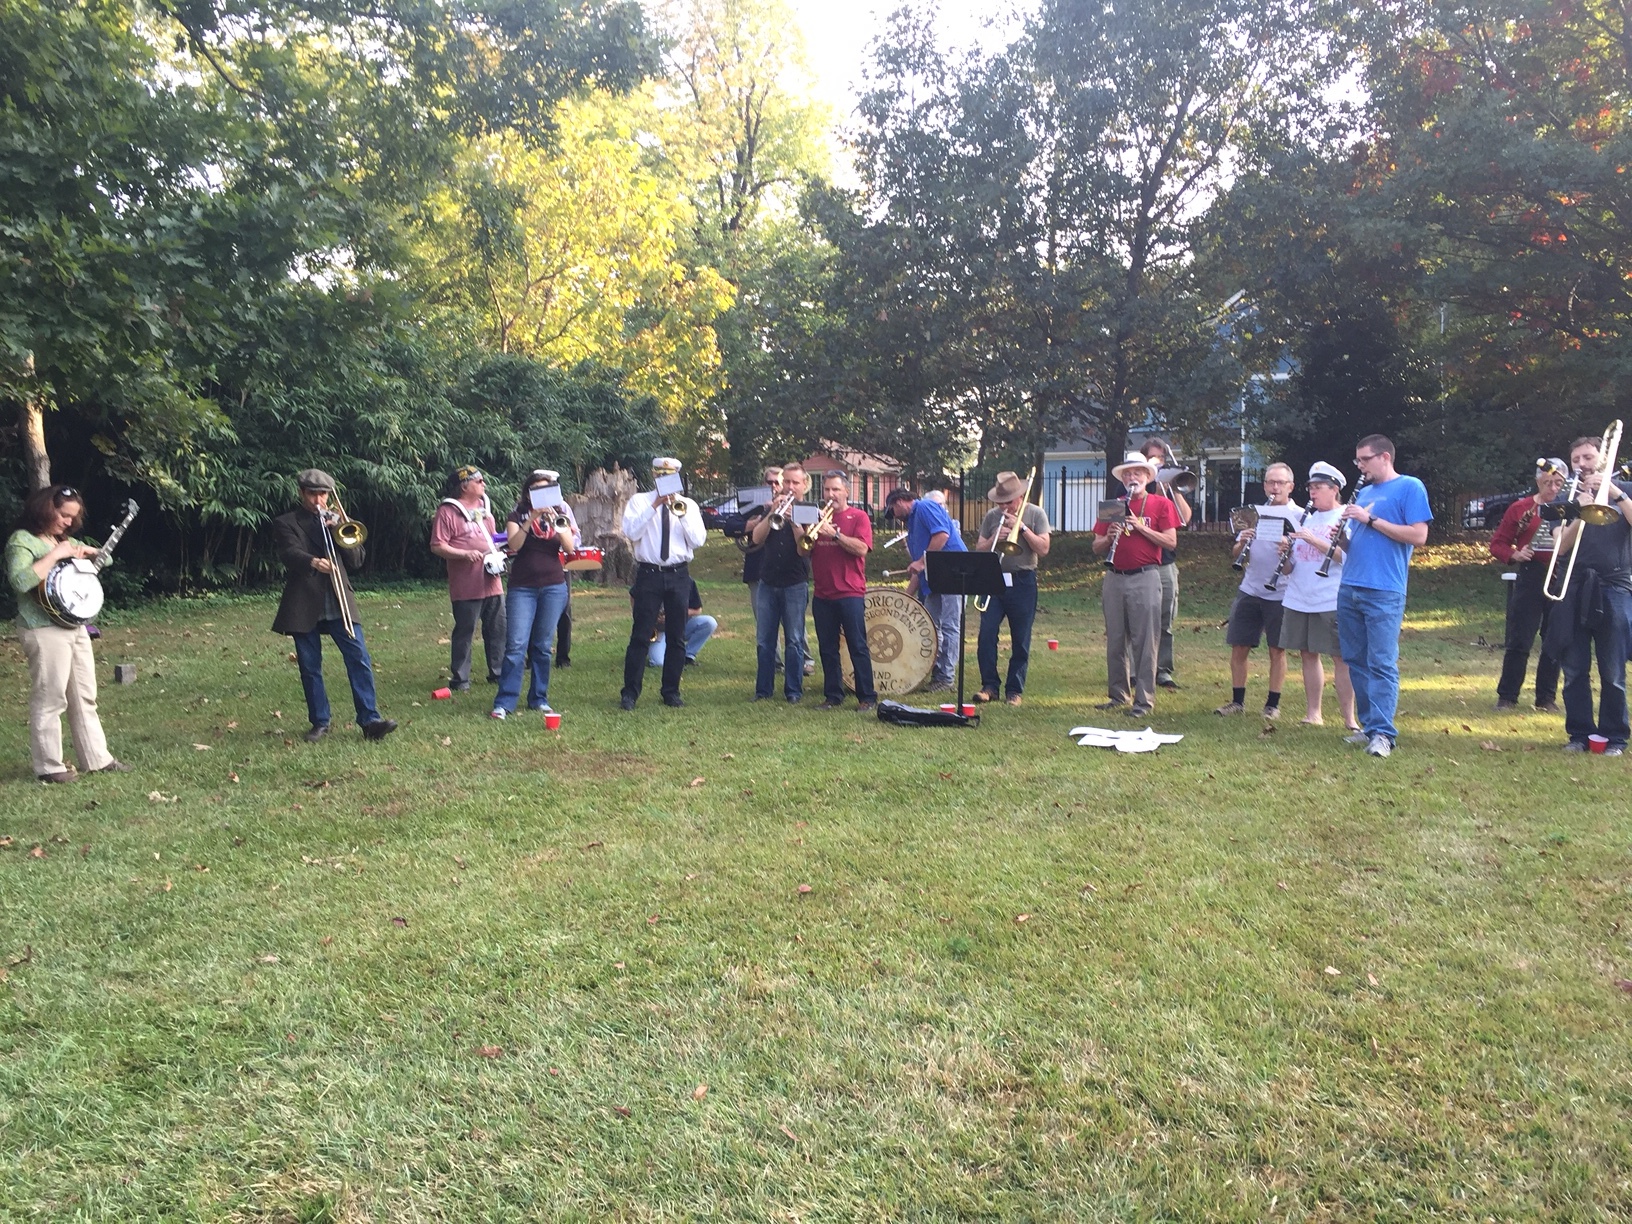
[842, 586, 937, 697]
[562, 546, 604, 572]
[39, 559, 105, 628]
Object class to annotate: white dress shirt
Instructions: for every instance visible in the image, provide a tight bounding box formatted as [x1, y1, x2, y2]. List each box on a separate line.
[622, 492, 706, 565]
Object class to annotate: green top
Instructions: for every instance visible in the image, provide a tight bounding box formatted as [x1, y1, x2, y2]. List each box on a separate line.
[5, 529, 74, 630]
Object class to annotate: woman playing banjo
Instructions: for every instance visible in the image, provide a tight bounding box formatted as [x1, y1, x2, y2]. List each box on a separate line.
[4, 485, 129, 782]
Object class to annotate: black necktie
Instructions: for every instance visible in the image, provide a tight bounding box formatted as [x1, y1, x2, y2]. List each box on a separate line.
[660, 503, 671, 562]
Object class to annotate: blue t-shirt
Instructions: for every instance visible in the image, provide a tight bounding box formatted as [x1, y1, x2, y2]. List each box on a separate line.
[1340, 474, 1432, 594]
[906, 498, 967, 597]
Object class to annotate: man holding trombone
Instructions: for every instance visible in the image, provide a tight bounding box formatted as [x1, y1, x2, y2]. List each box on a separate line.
[271, 469, 396, 743]
[974, 470, 1051, 707]
[1547, 430, 1632, 754]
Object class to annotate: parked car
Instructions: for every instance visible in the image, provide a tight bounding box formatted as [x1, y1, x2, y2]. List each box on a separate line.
[1463, 490, 1529, 530]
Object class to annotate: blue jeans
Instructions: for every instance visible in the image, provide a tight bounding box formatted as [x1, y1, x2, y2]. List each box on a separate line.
[813, 595, 875, 703]
[494, 582, 569, 712]
[923, 590, 963, 685]
[648, 615, 717, 667]
[1562, 583, 1632, 746]
[292, 619, 382, 729]
[977, 569, 1038, 697]
[756, 582, 808, 699]
[1337, 584, 1406, 743]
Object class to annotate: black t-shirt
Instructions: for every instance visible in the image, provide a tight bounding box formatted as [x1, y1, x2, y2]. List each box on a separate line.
[1576, 479, 1632, 590]
[748, 507, 810, 587]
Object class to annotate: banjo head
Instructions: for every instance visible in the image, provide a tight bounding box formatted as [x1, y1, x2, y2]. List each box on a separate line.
[41, 559, 105, 627]
[842, 587, 937, 696]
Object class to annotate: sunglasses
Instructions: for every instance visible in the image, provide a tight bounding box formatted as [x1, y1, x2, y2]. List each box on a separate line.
[53, 487, 80, 502]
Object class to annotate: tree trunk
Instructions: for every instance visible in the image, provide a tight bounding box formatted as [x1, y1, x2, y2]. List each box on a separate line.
[1104, 419, 1130, 497]
[18, 364, 50, 490]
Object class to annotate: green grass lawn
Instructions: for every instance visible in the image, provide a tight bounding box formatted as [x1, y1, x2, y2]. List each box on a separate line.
[3, 536, 1631, 1221]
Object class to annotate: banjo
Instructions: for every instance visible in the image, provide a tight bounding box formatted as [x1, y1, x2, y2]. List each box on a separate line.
[37, 499, 140, 629]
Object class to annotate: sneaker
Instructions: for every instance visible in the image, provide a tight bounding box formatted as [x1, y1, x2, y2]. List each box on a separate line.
[1606, 745, 1626, 757]
[304, 725, 331, 743]
[450, 682, 471, 692]
[1563, 740, 1589, 752]
[1534, 701, 1561, 714]
[924, 681, 954, 694]
[362, 719, 398, 741]
[818, 699, 845, 710]
[785, 694, 802, 704]
[1005, 694, 1023, 707]
[684, 656, 697, 666]
[856, 701, 877, 712]
[1126, 705, 1152, 719]
[1493, 699, 1518, 711]
[1214, 701, 1245, 716]
[1094, 699, 1128, 711]
[619, 695, 636, 711]
[37, 769, 77, 784]
[1343, 730, 1370, 745]
[1156, 675, 1180, 690]
[554, 658, 571, 669]
[974, 689, 999, 704]
[1366, 734, 1392, 757]
[489, 709, 507, 720]
[527, 703, 553, 713]
[1261, 705, 1281, 721]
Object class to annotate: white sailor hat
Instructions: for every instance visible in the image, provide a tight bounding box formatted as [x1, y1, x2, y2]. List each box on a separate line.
[526, 468, 560, 486]
[1307, 461, 1346, 488]
[651, 456, 682, 475]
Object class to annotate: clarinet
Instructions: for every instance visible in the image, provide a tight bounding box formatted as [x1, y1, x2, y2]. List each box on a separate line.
[1104, 493, 1146, 569]
[1266, 503, 1312, 592]
[1316, 476, 1369, 578]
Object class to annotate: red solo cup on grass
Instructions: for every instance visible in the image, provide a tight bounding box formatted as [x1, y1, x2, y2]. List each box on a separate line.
[1589, 734, 1609, 754]
[940, 703, 956, 713]
[432, 687, 452, 700]
[1047, 638, 1059, 650]
[544, 710, 562, 730]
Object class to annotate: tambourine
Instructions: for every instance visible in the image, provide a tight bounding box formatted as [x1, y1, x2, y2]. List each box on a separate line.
[482, 551, 508, 576]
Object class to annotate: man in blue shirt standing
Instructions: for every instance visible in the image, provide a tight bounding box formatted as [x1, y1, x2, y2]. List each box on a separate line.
[1335, 434, 1433, 758]
[885, 486, 968, 692]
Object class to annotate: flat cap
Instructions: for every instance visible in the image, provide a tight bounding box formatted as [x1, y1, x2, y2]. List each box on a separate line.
[296, 468, 336, 492]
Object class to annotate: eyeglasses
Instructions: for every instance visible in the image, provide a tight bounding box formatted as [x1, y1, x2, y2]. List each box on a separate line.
[1354, 453, 1379, 464]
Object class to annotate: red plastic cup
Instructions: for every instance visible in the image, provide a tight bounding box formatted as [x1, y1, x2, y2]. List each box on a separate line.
[1047, 639, 1059, 650]
[432, 687, 452, 700]
[544, 710, 562, 730]
[1589, 734, 1609, 754]
[941, 702, 975, 716]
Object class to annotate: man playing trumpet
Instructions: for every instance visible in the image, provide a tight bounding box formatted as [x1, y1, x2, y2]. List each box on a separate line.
[809, 473, 877, 710]
[748, 461, 812, 703]
[272, 469, 396, 743]
[620, 457, 706, 710]
[974, 470, 1051, 707]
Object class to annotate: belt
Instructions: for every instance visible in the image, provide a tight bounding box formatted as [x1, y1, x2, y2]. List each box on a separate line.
[637, 561, 688, 573]
[1110, 564, 1158, 575]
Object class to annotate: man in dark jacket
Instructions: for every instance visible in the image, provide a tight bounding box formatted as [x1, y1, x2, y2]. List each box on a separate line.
[272, 469, 397, 743]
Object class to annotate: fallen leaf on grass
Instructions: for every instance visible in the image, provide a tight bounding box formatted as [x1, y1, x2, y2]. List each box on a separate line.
[548, 1067, 561, 1076]
[720, 752, 735, 760]
[390, 916, 408, 928]
[582, 840, 603, 850]
[320, 936, 333, 947]
[229, 773, 240, 784]
[0, 836, 12, 849]
[1480, 741, 1503, 752]
[647, 914, 660, 925]
[192, 743, 213, 751]
[162, 879, 173, 892]
[938, 771, 953, 780]
[226, 721, 238, 730]
[440, 736, 452, 747]
[684, 872, 698, 881]
[692, 1083, 708, 1101]
[614, 962, 625, 970]
[1367, 973, 1379, 987]
[259, 954, 279, 964]
[147, 791, 176, 804]
[779, 1124, 798, 1143]
[1276, 881, 1288, 891]
[193, 864, 208, 873]
[1615, 979, 1632, 995]
[476, 1045, 503, 1058]
[1323, 966, 1340, 976]
[454, 856, 467, 870]
[797, 884, 813, 895]
[6, 947, 33, 968]
[613, 1106, 632, 1118]
[29, 846, 44, 859]
[688, 777, 706, 788]
[1015, 913, 1031, 923]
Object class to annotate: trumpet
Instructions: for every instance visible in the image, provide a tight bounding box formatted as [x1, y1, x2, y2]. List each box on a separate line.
[1545, 419, 1624, 601]
[796, 500, 836, 555]
[766, 490, 797, 530]
[323, 493, 367, 549]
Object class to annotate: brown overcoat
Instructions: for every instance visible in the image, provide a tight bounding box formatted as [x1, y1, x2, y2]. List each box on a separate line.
[270, 508, 364, 635]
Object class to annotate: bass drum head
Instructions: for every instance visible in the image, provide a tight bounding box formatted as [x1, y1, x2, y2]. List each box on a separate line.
[41, 560, 105, 626]
[842, 586, 937, 696]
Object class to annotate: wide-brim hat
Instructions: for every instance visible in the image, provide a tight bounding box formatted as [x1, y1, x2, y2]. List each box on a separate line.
[296, 468, 336, 492]
[1110, 451, 1157, 482]
[651, 456, 682, 476]
[1307, 461, 1347, 488]
[987, 470, 1027, 502]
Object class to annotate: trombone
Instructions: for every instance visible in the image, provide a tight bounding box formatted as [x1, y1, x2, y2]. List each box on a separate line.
[1545, 419, 1624, 601]
[324, 492, 367, 549]
[975, 468, 1037, 612]
[1153, 442, 1198, 497]
[317, 502, 357, 640]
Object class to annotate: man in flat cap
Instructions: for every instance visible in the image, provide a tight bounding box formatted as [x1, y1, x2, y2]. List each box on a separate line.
[271, 469, 397, 742]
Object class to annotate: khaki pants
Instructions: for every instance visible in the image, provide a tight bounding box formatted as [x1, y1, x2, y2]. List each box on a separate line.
[20, 623, 113, 776]
[1104, 568, 1162, 709]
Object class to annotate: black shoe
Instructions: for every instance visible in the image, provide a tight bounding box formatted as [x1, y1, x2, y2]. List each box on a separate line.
[1156, 676, 1180, 690]
[450, 683, 471, 692]
[786, 694, 802, 704]
[361, 719, 397, 741]
[1534, 701, 1560, 714]
[662, 695, 685, 708]
[555, 658, 571, 668]
[1125, 705, 1152, 718]
[619, 695, 637, 711]
[684, 656, 697, 666]
[486, 674, 501, 684]
[304, 725, 330, 743]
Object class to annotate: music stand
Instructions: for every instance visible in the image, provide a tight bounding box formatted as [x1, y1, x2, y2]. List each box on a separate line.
[929, 550, 1006, 724]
